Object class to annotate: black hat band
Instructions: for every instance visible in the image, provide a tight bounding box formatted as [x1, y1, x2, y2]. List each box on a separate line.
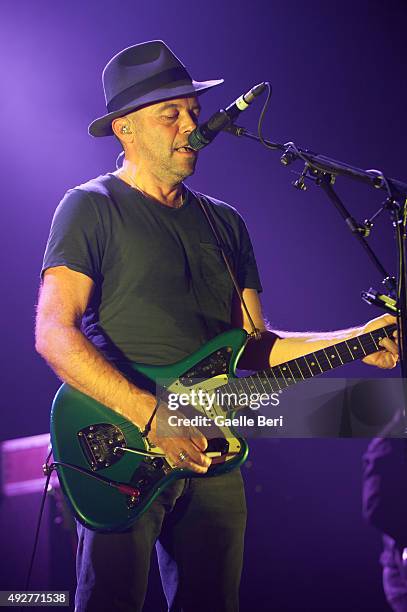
[107, 66, 191, 113]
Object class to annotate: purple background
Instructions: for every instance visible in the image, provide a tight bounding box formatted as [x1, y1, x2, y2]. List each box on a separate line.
[1, 0, 406, 609]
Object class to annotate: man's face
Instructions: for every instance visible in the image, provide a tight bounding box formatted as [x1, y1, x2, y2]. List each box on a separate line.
[128, 95, 201, 183]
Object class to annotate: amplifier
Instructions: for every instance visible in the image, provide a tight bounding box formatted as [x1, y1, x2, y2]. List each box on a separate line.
[0, 433, 75, 594]
[1, 433, 58, 496]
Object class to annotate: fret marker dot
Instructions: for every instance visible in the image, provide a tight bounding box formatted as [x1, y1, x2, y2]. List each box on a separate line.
[331, 355, 335, 359]
[282, 367, 286, 371]
[353, 346, 358, 350]
[311, 362, 315, 366]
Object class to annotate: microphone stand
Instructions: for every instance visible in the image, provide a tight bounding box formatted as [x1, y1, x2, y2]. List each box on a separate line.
[224, 124, 407, 432]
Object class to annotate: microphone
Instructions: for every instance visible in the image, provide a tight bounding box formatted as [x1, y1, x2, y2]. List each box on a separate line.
[188, 82, 268, 151]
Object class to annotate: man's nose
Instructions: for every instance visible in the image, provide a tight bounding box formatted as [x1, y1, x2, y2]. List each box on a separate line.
[179, 110, 199, 133]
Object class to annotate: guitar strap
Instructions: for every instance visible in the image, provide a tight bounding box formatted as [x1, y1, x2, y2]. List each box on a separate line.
[195, 193, 262, 341]
[140, 193, 262, 439]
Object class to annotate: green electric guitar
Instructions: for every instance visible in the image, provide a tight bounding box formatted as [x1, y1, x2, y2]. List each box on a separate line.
[50, 323, 396, 532]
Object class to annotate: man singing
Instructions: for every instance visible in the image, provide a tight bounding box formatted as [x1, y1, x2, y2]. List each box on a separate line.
[35, 40, 398, 611]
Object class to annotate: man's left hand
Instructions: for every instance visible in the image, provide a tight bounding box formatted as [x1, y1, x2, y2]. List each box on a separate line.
[362, 314, 399, 369]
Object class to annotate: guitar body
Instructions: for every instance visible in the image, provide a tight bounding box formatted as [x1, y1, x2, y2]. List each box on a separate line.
[50, 328, 249, 532]
[50, 320, 396, 532]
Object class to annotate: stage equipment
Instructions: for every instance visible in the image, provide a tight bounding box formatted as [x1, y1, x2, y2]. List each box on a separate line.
[219, 84, 407, 429]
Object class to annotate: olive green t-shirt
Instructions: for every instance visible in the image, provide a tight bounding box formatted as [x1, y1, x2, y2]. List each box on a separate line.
[41, 173, 262, 365]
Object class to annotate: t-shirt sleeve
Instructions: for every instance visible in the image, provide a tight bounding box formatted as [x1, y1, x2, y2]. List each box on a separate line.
[237, 216, 263, 292]
[41, 188, 104, 282]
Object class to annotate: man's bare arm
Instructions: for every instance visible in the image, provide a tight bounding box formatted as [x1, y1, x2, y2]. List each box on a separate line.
[233, 288, 398, 370]
[35, 266, 211, 473]
[36, 266, 156, 429]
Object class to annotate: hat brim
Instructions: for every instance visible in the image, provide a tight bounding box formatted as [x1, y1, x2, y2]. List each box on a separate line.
[88, 78, 224, 137]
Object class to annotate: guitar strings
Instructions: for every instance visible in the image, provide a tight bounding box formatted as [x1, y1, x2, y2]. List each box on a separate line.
[85, 330, 392, 438]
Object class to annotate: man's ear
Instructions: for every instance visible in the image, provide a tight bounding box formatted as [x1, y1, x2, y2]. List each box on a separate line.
[112, 117, 134, 142]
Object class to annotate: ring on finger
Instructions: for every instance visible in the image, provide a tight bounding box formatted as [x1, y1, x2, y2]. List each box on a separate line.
[178, 451, 188, 463]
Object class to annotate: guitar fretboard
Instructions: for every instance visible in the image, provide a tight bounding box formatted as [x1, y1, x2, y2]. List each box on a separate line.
[224, 323, 396, 402]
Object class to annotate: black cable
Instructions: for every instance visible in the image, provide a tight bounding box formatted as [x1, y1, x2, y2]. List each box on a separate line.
[24, 468, 53, 591]
[140, 396, 162, 438]
[23, 451, 140, 610]
[115, 150, 125, 169]
[397, 204, 407, 372]
[257, 82, 275, 149]
[256, 82, 309, 165]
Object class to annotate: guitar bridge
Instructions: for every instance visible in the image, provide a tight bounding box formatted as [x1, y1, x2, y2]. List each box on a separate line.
[77, 423, 126, 471]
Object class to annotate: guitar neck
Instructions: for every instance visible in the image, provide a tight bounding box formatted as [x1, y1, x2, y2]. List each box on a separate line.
[228, 323, 396, 397]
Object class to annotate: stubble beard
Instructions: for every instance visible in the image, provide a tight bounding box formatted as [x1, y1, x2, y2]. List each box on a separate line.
[136, 136, 198, 185]
[157, 151, 198, 184]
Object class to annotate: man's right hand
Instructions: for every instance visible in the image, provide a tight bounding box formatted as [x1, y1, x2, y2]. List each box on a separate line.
[147, 402, 212, 474]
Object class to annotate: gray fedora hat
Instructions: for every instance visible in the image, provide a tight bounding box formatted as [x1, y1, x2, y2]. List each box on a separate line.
[88, 40, 223, 137]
